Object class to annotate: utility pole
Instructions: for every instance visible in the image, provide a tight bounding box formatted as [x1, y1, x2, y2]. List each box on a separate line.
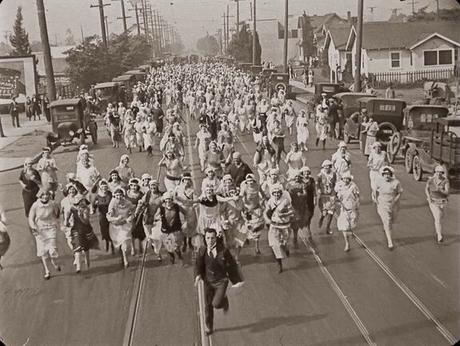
[283, 0, 288, 73]
[80, 25, 84, 43]
[226, 5, 230, 45]
[104, 16, 111, 38]
[141, 0, 149, 37]
[90, 0, 110, 48]
[252, 0, 256, 65]
[130, 3, 141, 36]
[435, 0, 440, 19]
[235, 0, 240, 34]
[354, 0, 364, 92]
[36, 0, 56, 101]
[222, 13, 226, 53]
[112, 0, 128, 33]
[250, 2, 252, 21]
[154, 10, 162, 55]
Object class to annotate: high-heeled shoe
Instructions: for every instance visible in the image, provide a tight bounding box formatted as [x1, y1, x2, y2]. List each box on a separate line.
[44, 272, 51, 280]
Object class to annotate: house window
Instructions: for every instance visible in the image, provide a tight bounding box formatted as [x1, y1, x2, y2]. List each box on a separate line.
[424, 49, 453, 66]
[424, 51, 437, 65]
[291, 29, 298, 38]
[439, 50, 452, 65]
[390, 52, 400, 68]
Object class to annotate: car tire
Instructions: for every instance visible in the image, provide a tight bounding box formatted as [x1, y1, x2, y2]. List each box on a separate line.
[412, 155, 423, 181]
[387, 133, 401, 164]
[405, 149, 413, 173]
[378, 122, 398, 146]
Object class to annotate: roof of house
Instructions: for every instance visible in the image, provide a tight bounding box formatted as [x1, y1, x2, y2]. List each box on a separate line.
[325, 24, 352, 50]
[346, 21, 460, 50]
[307, 13, 348, 32]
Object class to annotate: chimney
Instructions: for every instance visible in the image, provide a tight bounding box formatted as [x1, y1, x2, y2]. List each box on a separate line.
[347, 11, 352, 23]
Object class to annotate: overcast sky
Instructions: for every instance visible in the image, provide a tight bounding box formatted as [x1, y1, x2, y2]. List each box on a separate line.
[0, 0, 458, 50]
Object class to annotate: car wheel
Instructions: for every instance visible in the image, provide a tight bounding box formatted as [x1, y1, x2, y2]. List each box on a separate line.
[405, 150, 413, 173]
[412, 155, 423, 181]
[387, 133, 401, 164]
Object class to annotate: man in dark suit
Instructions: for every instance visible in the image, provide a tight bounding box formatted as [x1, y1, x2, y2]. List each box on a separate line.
[9, 96, 20, 128]
[194, 228, 243, 335]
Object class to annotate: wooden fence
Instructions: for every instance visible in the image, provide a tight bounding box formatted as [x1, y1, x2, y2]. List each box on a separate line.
[370, 67, 456, 87]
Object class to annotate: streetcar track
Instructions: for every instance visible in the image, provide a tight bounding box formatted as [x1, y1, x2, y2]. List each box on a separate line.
[233, 131, 376, 346]
[185, 111, 213, 346]
[122, 250, 148, 346]
[234, 114, 458, 344]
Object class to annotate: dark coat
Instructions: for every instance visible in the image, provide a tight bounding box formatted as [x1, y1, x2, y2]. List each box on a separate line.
[194, 244, 243, 285]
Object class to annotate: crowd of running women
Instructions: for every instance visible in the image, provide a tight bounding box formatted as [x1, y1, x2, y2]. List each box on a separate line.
[4, 61, 450, 279]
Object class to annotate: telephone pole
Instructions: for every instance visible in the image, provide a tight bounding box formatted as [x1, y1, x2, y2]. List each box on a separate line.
[226, 5, 230, 45]
[36, 0, 56, 101]
[235, 0, 240, 34]
[90, 0, 110, 48]
[283, 0, 288, 73]
[252, 0, 256, 65]
[112, 0, 128, 33]
[154, 10, 162, 54]
[354, 0, 364, 92]
[222, 12, 227, 53]
[129, 3, 141, 36]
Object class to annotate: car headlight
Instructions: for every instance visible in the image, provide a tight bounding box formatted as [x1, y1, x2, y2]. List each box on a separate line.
[69, 130, 75, 136]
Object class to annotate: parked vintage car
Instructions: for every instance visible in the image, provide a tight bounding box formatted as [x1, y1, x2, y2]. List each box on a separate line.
[112, 75, 136, 92]
[123, 70, 147, 82]
[269, 73, 295, 99]
[93, 82, 125, 112]
[343, 97, 406, 149]
[387, 105, 449, 164]
[47, 98, 97, 147]
[333, 92, 374, 118]
[402, 114, 460, 181]
[314, 83, 349, 103]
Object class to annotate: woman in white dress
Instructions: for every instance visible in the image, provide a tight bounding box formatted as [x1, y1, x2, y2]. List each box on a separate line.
[60, 183, 79, 249]
[174, 172, 198, 252]
[296, 110, 309, 151]
[283, 101, 296, 135]
[315, 104, 329, 149]
[195, 123, 212, 172]
[106, 188, 135, 267]
[367, 141, 388, 202]
[28, 189, 61, 279]
[264, 183, 294, 273]
[375, 166, 403, 250]
[285, 142, 306, 181]
[335, 173, 360, 252]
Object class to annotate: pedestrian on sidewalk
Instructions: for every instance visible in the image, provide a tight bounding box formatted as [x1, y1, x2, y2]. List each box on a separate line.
[32, 95, 41, 120]
[9, 96, 20, 128]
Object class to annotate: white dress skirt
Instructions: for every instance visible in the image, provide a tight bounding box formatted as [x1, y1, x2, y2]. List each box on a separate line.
[109, 221, 132, 250]
[35, 224, 59, 258]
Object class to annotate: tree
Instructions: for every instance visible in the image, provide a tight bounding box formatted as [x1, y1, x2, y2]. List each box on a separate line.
[9, 6, 32, 56]
[227, 24, 261, 64]
[407, 7, 460, 21]
[196, 34, 220, 56]
[299, 12, 314, 62]
[65, 33, 153, 90]
[64, 28, 76, 46]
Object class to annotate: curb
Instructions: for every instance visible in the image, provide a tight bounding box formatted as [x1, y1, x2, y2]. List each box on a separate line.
[0, 150, 44, 173]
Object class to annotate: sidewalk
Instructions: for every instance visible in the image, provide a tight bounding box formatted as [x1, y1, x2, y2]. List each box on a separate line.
[0, 114, 50, 172]
[289, 80, 314, 104]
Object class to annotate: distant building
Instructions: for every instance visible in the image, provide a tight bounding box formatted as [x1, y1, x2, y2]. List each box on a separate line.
[248, 17, 298, 66]
[346, 21, 460, 81]
[33, 45, 74, 78]
[323, 24, 353, 83]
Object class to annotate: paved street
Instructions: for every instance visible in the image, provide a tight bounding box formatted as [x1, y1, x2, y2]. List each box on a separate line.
[0, 96, 458, 346]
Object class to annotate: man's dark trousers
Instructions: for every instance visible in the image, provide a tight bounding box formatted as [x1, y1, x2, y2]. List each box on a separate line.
[204, 278, 229, 330]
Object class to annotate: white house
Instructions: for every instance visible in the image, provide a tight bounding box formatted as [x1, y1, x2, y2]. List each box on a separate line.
[323, 25, 352, 83]
[345, 21, 460, 82]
